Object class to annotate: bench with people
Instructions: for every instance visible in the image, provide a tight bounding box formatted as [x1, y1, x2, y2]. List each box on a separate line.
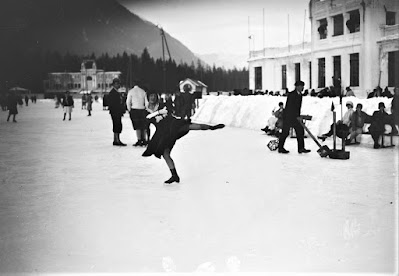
[317, 101, 398, 149]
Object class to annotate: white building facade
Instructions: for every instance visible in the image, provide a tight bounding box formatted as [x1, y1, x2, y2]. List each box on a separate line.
[248, 0, 399, 98]
[43, 60, 122, 95]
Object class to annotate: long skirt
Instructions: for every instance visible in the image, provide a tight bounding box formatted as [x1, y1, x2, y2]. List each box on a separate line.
[142, 116, 190, 159]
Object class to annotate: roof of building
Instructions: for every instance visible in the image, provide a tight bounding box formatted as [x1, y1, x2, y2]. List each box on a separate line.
[179, 78, 208, 87]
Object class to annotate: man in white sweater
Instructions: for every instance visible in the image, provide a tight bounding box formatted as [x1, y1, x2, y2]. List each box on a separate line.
[126, 82, 149, 146]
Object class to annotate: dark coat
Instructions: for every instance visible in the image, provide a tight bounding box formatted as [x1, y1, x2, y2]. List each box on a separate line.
[108, 88, 124, 116]
[7, 93, 18, 114]
[283, 89, 303, 124]
[392, 95, 399, 125]
[369, 110, 389, 134]
[350, 110, 371, 130]
[62, 95, 74, 107]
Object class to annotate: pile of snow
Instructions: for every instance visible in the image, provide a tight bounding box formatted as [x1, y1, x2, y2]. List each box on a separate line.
[193, 95, 396, 136]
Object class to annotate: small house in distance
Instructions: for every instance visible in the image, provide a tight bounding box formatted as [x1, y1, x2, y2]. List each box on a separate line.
[179, 78, 208, 98]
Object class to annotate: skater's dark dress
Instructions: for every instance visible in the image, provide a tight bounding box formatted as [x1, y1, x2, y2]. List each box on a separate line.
[143, 108, 190, 159]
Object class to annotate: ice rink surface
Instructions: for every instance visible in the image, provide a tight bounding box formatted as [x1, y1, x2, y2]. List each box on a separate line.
[0, 99, 397, 274]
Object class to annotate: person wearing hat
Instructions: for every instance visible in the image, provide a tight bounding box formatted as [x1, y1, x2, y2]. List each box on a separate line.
[345, 87, 355, 97]
[346, 103, 371, 144]
[369, 102, 390, 149]
[278, 80, 310, 154]
[108, 78, 126, 146]
[317, 100, 354, 142]
[61, 91, 74, 121]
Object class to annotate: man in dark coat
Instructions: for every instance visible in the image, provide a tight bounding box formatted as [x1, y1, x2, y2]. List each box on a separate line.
[278, 80, 311, 154]
[108, 78, 126, 146]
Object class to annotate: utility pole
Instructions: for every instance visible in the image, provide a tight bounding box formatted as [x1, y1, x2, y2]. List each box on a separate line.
[159, 27, 172, 93]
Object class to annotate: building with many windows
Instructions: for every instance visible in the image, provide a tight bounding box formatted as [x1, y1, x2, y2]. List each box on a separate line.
[43, 60, 122, 96]
[248, 0, 399, 98]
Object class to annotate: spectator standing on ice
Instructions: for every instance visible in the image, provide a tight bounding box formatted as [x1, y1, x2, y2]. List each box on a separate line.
[143, 105, 225, 184]
[126, 81, 149, 146]
[182, 85, 195, 122]
[102, 94, 108, 110]
[6, 90, 18, 122]
[24, 95, 29, 106]
[277, 80, 310, 154]
[173, 90, 185, 118]
[61, 91, 74, 121]
[391, 87, 399, 131]
[86, 92, 93, 116]
[81, 94, 87, 110]
[108, 78, 126, 146]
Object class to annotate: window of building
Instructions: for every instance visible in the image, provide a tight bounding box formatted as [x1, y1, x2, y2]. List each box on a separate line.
[78, 84, 81, 88]
[333, 56, 341, 80]
[282, 65, 287, 89]
[386, 11, 396, 25]
[255, 66, 262, 90]
[318, 18, 328, 39]
[295, 63, 301, 82]
[98, 83, 101, 88]
[318, 58, 325, 88]
[388, 51, 399, 87]
[350, 53, 359, 86]
[309, 62, 312, 88]
[333, 14, 344, 36]
[347, 10, 360, 33]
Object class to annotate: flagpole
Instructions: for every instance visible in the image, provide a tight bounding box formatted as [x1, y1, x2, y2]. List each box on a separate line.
[287, 14, 290, 53]
[263, 8, 265, 56]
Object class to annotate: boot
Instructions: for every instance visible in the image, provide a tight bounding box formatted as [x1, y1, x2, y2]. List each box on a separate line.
[210, 124, 225, 130]
[165, 169, 180, 184]
[133, 140, 142, 146]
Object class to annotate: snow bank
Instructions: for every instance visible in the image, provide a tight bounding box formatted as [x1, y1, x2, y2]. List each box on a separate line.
[193, 95, 396, 135]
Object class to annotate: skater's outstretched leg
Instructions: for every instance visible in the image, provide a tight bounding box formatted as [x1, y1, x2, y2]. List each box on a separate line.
[162, 148, 180, 184]
[188, 123, 225, 131]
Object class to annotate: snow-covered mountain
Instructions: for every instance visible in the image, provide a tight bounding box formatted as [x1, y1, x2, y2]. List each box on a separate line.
[197, 52, 249, 70]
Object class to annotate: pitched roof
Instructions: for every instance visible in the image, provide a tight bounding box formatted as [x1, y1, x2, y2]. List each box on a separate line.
[180, 78, 208, 87]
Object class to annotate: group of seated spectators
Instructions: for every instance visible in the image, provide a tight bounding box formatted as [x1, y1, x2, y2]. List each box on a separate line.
[252, 85, 395, 99]
[367, 86, 394, 98]
[261, 87, 399, 149]
[317, 89, 399, 149]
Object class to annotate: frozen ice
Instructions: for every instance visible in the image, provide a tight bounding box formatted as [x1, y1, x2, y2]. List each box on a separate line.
[0, 96, 397, 274]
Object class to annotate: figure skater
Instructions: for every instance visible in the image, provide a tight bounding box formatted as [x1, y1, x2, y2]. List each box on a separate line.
[142, 107, 225, 184]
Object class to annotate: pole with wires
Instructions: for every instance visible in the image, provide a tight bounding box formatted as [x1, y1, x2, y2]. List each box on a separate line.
[159, 27, 172, 94]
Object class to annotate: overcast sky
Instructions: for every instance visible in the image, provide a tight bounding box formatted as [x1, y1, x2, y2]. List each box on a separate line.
[118, 0, 312, 55]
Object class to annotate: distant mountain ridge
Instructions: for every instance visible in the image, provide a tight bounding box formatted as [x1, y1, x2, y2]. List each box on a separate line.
[198, 52, 249, 70]
[0, 0, 200, 65]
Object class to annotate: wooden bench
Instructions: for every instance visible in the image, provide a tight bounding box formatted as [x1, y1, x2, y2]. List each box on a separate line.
[354, 123, 398, 148]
